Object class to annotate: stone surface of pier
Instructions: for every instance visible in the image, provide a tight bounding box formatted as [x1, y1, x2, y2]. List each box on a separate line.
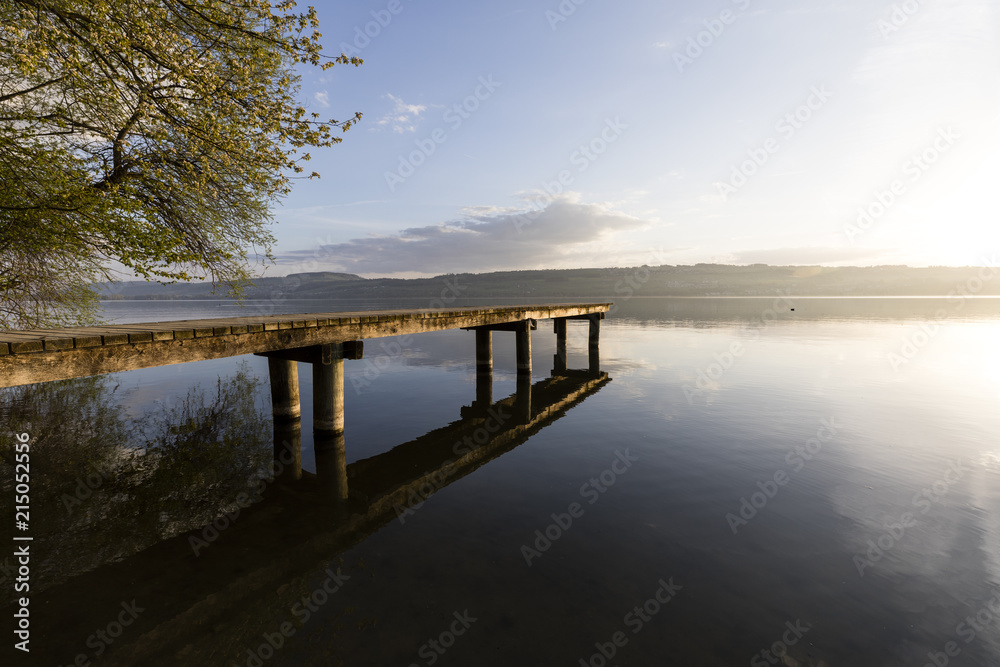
[0, 303, 611, 388]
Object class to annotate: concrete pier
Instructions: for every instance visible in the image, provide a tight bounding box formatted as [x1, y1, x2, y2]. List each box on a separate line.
[8, 304, 615, 666]
[0, 303, 610, 388]
[1, 303, 611, 477]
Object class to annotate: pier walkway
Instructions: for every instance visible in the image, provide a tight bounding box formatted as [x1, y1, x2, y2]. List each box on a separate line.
[0, 303, 611, 448]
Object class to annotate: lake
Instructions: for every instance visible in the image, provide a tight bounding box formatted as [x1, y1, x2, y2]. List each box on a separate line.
[4, 295, 1000, 666]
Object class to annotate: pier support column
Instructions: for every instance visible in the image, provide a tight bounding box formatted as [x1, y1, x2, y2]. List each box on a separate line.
[588, 313, 601, 349]
[313, 343, 345, 436]
[475, 329, 493, 407]
[588, 314, 602, 375]
[476, 329, 493, 374]
[516, 322, 532, 378]
[268, 358, 301, 421]
[553, 318, 567, 373]
[267, 358, 302, 480]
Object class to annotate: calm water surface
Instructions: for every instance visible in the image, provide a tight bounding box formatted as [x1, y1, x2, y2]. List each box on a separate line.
[4, 296, 1000, 666]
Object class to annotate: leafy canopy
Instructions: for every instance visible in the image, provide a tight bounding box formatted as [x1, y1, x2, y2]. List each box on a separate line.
[0, 0, 361, 328]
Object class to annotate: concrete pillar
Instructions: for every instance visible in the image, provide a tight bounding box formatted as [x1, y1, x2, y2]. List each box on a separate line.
[475, 328, 493, 407]
[315, 431, 348, 502]
[268, 358, 302, 478]
[588, 313, 601, 350]
[516, 323, 532, 377]
[476, 329, 492, 374]
[553, 318, 567, 373]
[313, 342, 345, 436]
[588, 314, 601, 375]
[267, 358, 300, 421]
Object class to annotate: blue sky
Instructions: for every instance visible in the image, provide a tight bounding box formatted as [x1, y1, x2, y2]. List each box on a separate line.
[270, 0, 1000, 277]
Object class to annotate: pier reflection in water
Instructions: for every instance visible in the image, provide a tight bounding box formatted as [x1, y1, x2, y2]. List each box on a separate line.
[14, 358, 608, 666]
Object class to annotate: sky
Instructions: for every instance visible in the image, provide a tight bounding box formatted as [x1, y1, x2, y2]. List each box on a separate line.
[267, 0, 1000, 278]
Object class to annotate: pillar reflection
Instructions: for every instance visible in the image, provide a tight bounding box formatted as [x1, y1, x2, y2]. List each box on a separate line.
[315, 431, 349, 503]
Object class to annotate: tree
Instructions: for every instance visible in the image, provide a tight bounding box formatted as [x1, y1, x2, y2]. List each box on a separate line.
[0, 0, 362, 328]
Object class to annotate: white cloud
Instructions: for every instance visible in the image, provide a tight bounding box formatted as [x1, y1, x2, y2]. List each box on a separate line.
[279, 195, 651, 274]
[313, 91, 329, 108]
[374, 93, 427, 133]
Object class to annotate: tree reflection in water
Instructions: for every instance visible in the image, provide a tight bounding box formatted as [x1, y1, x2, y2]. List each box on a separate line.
[0, 363, 270, 603]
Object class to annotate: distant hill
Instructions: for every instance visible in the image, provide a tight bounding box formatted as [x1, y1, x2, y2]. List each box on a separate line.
[94, 264, 1000, 300]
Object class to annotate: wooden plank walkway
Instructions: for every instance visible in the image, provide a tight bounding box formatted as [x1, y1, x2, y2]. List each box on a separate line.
[0, 303, 611, 388]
